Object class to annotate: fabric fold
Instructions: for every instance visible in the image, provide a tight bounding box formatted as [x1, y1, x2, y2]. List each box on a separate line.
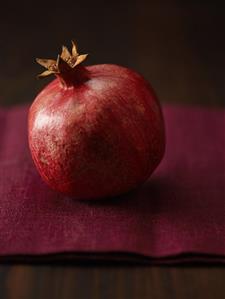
[0, 104, 224, 264]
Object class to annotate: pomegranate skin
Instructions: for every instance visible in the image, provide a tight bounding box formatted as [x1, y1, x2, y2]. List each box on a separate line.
[28, 64, 165, 199]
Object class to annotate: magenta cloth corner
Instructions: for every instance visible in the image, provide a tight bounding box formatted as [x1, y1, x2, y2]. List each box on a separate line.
[0, 104, 224, 263]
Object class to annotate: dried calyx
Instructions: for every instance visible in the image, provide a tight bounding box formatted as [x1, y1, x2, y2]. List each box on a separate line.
[36, 41, 88, 79]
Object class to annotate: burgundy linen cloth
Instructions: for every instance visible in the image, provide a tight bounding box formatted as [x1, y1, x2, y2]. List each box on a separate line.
[0, 104, 224, 263]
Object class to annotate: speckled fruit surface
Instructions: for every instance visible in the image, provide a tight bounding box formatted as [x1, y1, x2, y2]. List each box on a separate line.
[28, 44, 165, 200]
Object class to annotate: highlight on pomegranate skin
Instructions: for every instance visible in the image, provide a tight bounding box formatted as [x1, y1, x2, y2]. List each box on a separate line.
[28, 41, 165, 200]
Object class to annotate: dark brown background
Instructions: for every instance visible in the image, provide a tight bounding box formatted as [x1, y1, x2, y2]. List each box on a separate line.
[0, 0, 224, 298]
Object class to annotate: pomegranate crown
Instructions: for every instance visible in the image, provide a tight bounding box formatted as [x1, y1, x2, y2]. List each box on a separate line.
[36, 41, 88, 78]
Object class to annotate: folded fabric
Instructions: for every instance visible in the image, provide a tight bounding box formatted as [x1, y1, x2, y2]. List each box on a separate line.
[0, 104, 224, 264]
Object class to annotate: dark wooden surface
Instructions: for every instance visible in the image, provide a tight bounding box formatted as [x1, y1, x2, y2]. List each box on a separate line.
[0, 1, 224, 298]
[0, 265, 225, 299]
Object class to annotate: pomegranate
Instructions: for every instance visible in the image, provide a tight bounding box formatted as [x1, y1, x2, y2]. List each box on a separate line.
[28, 41, 165, 200]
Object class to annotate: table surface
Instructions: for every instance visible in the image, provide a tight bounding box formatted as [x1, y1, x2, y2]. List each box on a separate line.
[0, 1, 224, 298]
[1, 264, 225, 299]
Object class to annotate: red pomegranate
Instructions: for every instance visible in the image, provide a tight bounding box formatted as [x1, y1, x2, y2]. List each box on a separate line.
[28, 41, 165, 199]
